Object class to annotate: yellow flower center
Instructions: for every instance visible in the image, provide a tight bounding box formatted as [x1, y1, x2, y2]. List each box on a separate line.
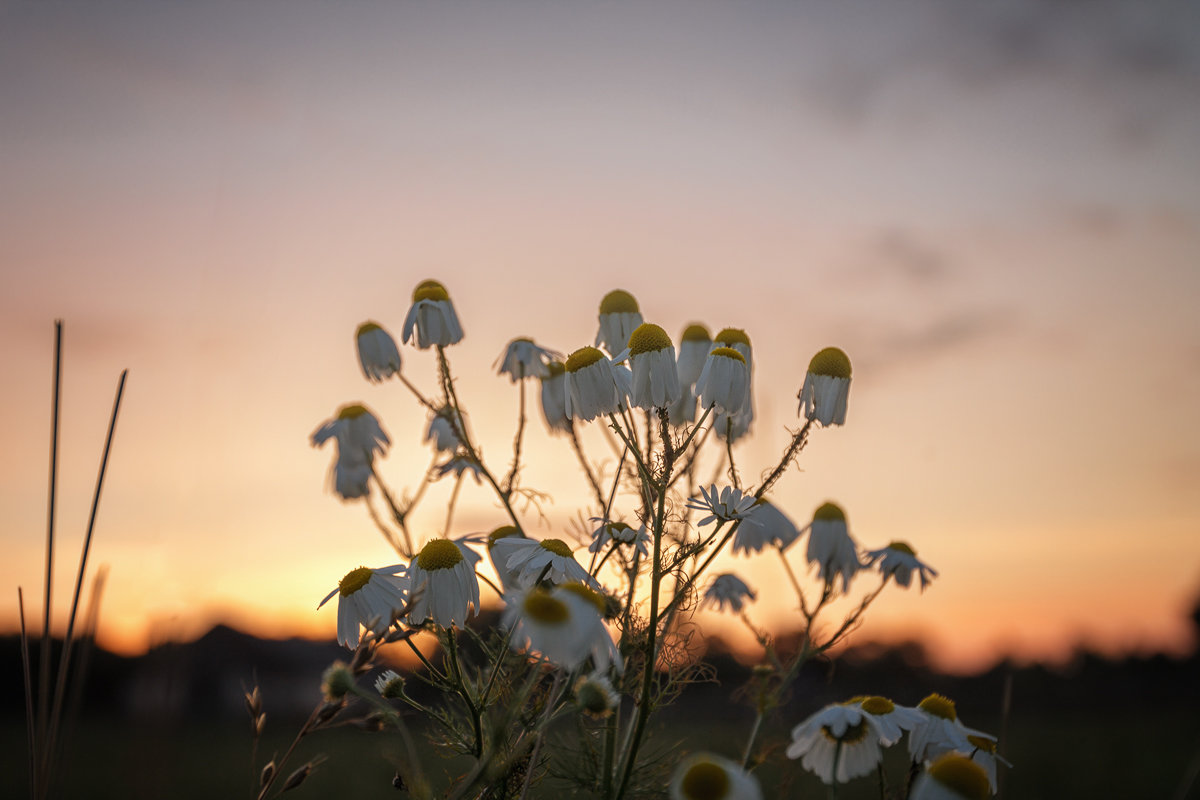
[821, 720, 867, 743]
[339, 567, 373, 597]
[357, 321, 382, 336]
[412, 279, 450, 303]
[918, 693, 957, 721]
[523, 589, 569, 624]
[565, 346, 605, 373]
[861, 696, 895, 715]
[808, 347, 852, 379]
[966, 734, 997, 754]
[599, 289, 639, 314]
[680, 761, 730, 800]
[714, 328, 751, 347]
[813, 502, 846, 523]
[628, 322, 672, 355]
[540, 538, 573, 558]
[488, 525, 521, 549]
[681, 323, 711, 342]
[887, 540, 916, 556]
[559, 582, 606, 615]
[927, 754, 990, 800]
[337, 403, 369, 420]
[543, 360, 566, 378]
[417, 539, 464, 571]
[709, 347, 745, 364]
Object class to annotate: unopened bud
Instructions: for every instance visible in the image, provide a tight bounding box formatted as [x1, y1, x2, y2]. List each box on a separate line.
[259, 761, 276, 787]
[244, 686, 262, 717]
[282, 763, 312, 792]
[254, 713, 267, 737]
[322, 661, 355, 700]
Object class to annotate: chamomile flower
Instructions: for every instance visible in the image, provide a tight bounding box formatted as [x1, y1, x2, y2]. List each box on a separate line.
[490, 536, 598, 588]
[965, 733, 1010, 793]
[435, 454, 484, 484]
[486, 524, 526, 591]
[713, 328, 755, 433]
[595, 289, 643, 355]
[805, 502, 862, 592]
[733, 499, 801, 554]
[786, 703, 888, 785]
[626, 323, 681, 409]
[539, 361, 571, 433]
[668, 385, 698, 426]
[574, 672, 620, 718]
[588, 519, 650, 558]
[424, 405, 462, 453]
[503, 582, 618, 671]
[714, 407, 752, 443]
[563, 346, 626, 422]
[319, 565, 410, 649]
[686, 484, 757, 526]
[702, 574, 756, 613]
[909, 754, 992, 800]
[865, 541, 939, 590]
[311, 404, 390, 500]
[311, 403, 390, 462]
[408, 539, 480, 628]
[495, 337, 560, 382]
[402, 279, 463, 349]
[355, 322, 402, 382]
[852, 696, 924, 745]
[798, 347, 852, 426]
[694, 347, 750, 416]
[908, 694, 997, 764]
[374, 669, 405, 699]
[669, 753, 763, 800]
[676, 323, 712, 388]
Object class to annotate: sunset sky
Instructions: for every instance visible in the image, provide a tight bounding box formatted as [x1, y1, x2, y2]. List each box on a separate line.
[3, 0, 1199, 673]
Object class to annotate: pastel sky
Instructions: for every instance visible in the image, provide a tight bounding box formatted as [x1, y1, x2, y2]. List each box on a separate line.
[3, 0, 1198, 673]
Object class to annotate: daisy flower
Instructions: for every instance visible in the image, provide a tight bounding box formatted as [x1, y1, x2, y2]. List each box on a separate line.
[669, 752, 763, 800]
[402, 279, 463, 349]
[594, 289, 643, 355]
[908, 694, 997, 764]
[676, 323, 712, 388]
[408, 539, 480, 628]
[355, 321, 402, 382]
[805, 502, 862, 592]
[495, 337, 561, 382]
[539, 361, 571, 433]
[865, 541, 939, 590]
[424, 405, 462, 453]
[588, 519, 650, 558]
[311, 403, 390, 500]
[850, 696, 924, 745]
[733, 498, 801, 555]
[319, 565, 410, 649]
[490, 536, 598, 588]
[574, 672, 620, 718]
[626, 323, 681, 409]
[965, 733, 1011, 793]
[909, 754, 992, 800]
[486, 524, 526, 591]
[713, 327, 755, 434]
[503, 582, 618, 671]
[702, 574, 756, 613]
[693, 347, 749, 417]
[435, 454, 484, 484]
[668, 385, 699, 426]
[798, 346, 852, 426]
[786, 703, 889, 785]
[686, 484, 758, 526]
[714, 407, 753, 443]
[374, 669, 405, 699]
[563, 346, 626, 422]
